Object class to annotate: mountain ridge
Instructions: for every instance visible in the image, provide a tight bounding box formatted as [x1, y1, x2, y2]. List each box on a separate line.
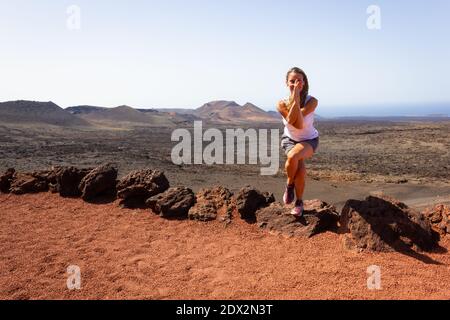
[0, 99, 335, 127]
[0, 100, 90, 127]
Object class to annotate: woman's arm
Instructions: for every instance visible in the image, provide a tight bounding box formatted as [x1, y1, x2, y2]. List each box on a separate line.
[277, 94, 304, 129]
[291, 92, 303, 129]
[276, 80, 304, 129]
[301, 97, 318, 117]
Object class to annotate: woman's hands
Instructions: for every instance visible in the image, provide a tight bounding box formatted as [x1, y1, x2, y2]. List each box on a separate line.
[293, 79, 303, 98]
[280, 79, 304, 129]
[288, 79, 303, 110]
[277, 78, 306, 129]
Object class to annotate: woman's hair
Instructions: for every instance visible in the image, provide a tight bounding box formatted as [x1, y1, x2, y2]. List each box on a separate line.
[286, 67, 309, 108]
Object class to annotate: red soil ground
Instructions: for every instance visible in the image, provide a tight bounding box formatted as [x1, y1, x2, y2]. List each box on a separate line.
[0, 193, 449, 300]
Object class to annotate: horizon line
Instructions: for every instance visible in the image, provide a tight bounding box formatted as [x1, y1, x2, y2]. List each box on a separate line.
[1, 99, 449, 118]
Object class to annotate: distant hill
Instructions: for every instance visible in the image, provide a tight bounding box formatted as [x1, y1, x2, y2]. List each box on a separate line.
[0, 100, 327, 128]
[65, 105, 106, 115]
[140, 108, 203, 123]
[152, 108, 197, 115]
[68, 105, 149, 123]
[267, 110, 282, 120]
[149, 101, 281, 124]
[0, 100, 89, 127]
[66, 105, 180, 127]
[194, 100, 279, 124]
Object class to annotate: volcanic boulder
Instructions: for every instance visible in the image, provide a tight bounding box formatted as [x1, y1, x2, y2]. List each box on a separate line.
[79, 164, 118, 201]
[116, 169, 170, 208]
[0, 168, 15, 193]
[235, 185, 275, 221]
[46, 167, 60, 193]
[188, 186, 234, 222]
[256, 199, 340, 238]
[146, 187, 195, 219]
[423, 204, 450, 236]
[340, 194, 439, 252]
[52, 166, 93, 197]
[9, 170, 54, 194]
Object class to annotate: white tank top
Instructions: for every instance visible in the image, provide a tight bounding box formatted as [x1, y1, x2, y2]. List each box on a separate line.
[282, 95, 319, 141]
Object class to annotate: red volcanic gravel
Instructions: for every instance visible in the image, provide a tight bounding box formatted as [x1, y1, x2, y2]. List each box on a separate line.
[0, 193, 449, 300]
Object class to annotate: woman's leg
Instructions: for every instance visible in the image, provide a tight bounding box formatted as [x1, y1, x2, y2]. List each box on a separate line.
[284, 156, 297, 186]
[294, 160, 306, 200]
[285, 142, 314, 185]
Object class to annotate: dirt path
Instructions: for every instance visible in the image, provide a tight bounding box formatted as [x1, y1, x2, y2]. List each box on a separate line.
[0, 193, 449, 300]
[174, 171, 450, 211]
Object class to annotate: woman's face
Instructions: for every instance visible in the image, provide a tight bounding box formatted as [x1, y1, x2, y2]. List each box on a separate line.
[286, 72, 305, 92]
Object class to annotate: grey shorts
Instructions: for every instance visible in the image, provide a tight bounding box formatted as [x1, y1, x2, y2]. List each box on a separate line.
[281, 134, 319, 156]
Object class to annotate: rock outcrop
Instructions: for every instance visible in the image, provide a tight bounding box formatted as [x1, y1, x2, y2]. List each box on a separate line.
[52, 166, 92, 197]
[340, 194, 439, 252]
[116, 169, 169, 208]
[9, 170, 54, 194]
[79, 164, 118, 201]
[235, 185, 275, 221]
[146, 187, 195, 219]
[0, 168, 15, 193]
[188, 186, 234, 223]
[423, 204, 450, 236]
[256, 199, 339, 238]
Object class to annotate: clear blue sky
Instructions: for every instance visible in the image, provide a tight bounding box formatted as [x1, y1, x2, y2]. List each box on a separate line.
[1, 0, 449, 116]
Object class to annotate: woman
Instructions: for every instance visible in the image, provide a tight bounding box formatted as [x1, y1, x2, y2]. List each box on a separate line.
[277, 67, 319, 217]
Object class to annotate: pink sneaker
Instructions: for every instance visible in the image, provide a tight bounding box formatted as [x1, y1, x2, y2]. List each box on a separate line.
[291, 200, 304, 217]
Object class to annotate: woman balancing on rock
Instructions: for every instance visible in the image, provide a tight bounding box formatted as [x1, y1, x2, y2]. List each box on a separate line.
[277, 67, 319, 217]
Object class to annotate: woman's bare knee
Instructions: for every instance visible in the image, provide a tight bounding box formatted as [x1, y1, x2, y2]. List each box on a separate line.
[297, 143, 314, 160]
[286, 150, 297, 162]
[287, 145, 305, 162]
